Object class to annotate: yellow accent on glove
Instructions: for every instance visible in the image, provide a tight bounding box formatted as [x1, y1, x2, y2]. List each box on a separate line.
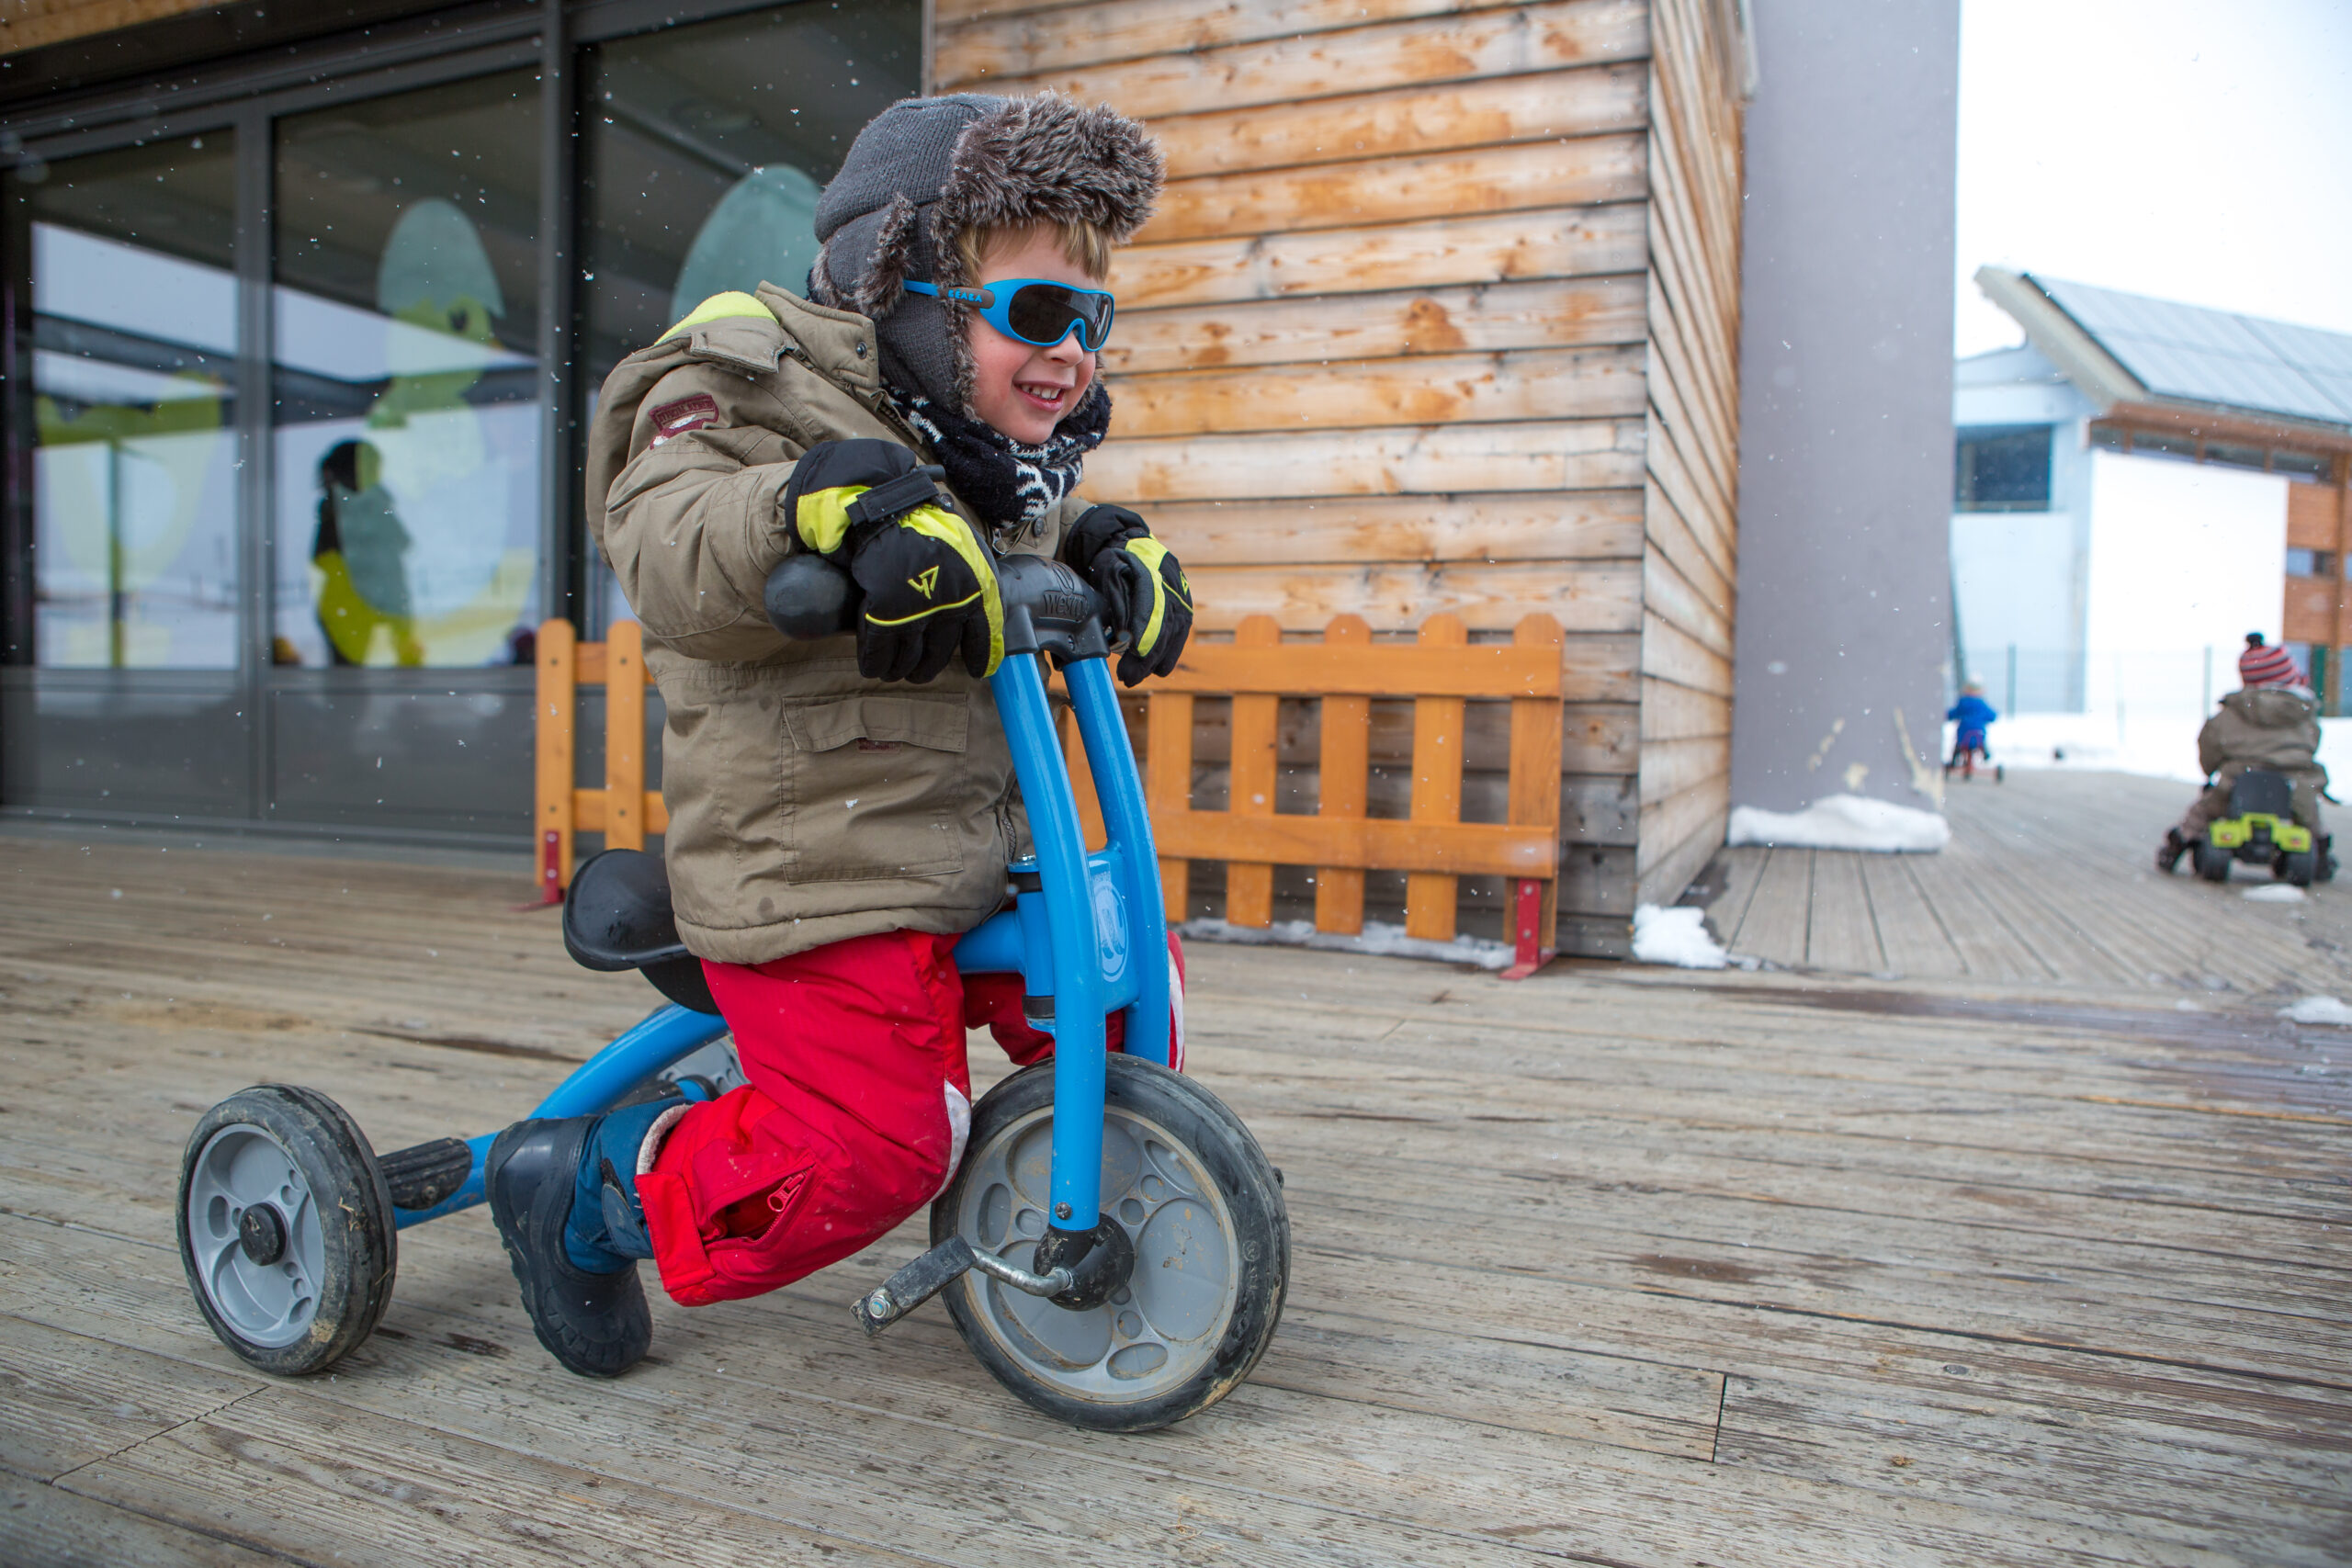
[1121, 536, 1190, 656]
[793, 485, 868, 556]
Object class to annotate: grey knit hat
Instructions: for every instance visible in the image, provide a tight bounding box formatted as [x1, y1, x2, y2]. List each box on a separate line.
[809, 92, 1164, 414]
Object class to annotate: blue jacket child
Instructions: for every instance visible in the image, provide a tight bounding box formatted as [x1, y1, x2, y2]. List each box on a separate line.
[1948, 687, 1996, 740]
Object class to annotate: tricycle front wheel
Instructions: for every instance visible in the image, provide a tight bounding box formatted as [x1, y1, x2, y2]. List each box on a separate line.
[177, 1085, 397, 1375]
[933, 1055, 1288, 1432]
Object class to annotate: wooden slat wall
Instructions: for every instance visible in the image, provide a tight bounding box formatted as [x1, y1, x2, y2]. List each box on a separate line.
[939, 0, 1744, 953]
[1633, 0, 1743, 911]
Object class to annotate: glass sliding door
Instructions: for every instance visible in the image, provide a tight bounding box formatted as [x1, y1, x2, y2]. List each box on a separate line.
[265, 68, 542, 831]
[2, 131, 251, 816]
[576, 0, 919, 629]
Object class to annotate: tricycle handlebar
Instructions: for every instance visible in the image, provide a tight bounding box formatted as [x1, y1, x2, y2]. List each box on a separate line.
[763, 551, 1116, 665]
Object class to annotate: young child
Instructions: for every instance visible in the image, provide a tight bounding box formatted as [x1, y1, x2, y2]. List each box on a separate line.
[2159, 634, 2330, 873]
[1946, 680, 1996, 776]
[487, 93, 1189, 1377]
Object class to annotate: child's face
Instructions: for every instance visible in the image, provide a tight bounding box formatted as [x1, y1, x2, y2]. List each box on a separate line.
[963, 226, 1101, 446]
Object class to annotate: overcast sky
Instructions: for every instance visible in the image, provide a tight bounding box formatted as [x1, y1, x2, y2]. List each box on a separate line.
[1954, 0, 2352, 357]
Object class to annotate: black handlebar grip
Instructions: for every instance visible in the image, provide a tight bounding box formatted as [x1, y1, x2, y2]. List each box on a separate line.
[763, 552, 858, 640]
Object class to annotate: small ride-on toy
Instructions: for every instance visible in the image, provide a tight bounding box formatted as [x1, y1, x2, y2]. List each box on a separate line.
[177, 553, 1289, 1432]
[2191, 768, 2330, 886]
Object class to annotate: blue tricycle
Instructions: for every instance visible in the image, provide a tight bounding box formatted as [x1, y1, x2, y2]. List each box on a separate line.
[176, 554, 1290, 1432]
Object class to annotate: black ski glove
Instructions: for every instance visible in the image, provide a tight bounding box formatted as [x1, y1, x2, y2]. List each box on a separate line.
[783, 439, 1002, 683]
[1064, 503, 1194, 686]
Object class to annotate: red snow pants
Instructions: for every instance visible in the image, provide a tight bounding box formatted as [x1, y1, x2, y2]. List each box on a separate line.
[635, 928, 1183, 1307]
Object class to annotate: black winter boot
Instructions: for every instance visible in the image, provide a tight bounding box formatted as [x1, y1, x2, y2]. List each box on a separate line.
[2157, 828, 2189, 874]
[487, 1116, 652, 1377]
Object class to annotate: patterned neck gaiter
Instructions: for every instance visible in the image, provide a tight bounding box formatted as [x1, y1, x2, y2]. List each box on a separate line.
[886, 381, 1112, 539]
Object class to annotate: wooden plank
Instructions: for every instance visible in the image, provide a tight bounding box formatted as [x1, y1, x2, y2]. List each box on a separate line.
[1145, 490, 1645, 568]
[1406, 614, 1469, 939]
[1162, 637, 1560, 697]
[603, 619, 646, 852]
[1640, 673, 1730, 741]
[534, 618, 575, 887]
[1112, 63, 1648, 179]
[1704, 843, 1767, 944]
[936, 0, 1528, 68]
[1634, 794, 1724, 908]
[1182, 559, 1643, 637]
[1641, 544, 1731, 657]
[1733, 847, 1810, 966]
[947, 0, 1645, 103]
[0, 1314, 254, 1482]
[1315, 615, 1373, 933]
[1113, 344, 1647, 438]
[1638, 734, 1729, 807]
[1223, 616, 1283, 927]
[0, 1468, 288, 1568]
[1804, 852, 1885, 974]
[1114, 201, 1648, 310]
[1153, 808, 1557, 876]
[1858, 854, 1965, 979]
[1103, 275, 1647, 377]
[1641, 607, 1733, 694]
[1143, 132, 1646, 243]
[1086, 417, 1646, 503]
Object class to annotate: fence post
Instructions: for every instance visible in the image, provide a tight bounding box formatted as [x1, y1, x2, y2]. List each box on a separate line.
[1223, 616, 1283, 929]
[1505, 614, 1565, 971]
[1314, 615, 1373, 934]
[534, 618, 576, 903]
[1405, 614, 1468, 942]
[1147, 689, 1194, 924]
[604, 619, 645, 852]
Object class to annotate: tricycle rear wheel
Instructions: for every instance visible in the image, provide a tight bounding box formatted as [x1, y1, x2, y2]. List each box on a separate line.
[933, 1055, 1288, 1432]
[177, 1085, 397, 1375]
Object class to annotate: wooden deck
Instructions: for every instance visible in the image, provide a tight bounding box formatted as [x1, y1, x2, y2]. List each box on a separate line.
[1711, 768, 2352, 997]
[1, 827, 2347, 1565]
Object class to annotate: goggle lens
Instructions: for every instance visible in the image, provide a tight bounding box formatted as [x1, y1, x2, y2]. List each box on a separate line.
[1004, 283, 1114, 351]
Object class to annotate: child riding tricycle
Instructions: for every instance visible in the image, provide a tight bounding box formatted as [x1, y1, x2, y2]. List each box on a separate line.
[175, 92, 1288, 1434]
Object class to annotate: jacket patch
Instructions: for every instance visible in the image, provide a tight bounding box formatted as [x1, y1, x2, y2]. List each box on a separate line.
[650, 394, 720, 446]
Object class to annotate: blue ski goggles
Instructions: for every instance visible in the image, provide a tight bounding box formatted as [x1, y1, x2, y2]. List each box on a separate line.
[903, 278, 1115, 353]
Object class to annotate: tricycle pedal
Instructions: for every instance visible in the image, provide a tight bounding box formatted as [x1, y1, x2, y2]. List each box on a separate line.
[856, 1235, 979, 1335]
[380, 1136, 473, 1212]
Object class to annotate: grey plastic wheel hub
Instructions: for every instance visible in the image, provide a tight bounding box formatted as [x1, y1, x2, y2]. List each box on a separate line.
[185, 1124, 327, 1349]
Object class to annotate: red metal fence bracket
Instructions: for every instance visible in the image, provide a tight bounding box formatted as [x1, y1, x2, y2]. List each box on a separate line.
[1500, 877, 1555, 980]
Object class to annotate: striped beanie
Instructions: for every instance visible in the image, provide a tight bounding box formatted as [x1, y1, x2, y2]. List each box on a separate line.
[2239, 637, 2298, 689]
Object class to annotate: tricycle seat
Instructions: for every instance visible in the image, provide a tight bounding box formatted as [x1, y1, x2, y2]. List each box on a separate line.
[562, 849, 719, 1015]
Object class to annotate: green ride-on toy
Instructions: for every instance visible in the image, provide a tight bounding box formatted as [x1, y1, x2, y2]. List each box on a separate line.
[2191, 769, 2333, 886]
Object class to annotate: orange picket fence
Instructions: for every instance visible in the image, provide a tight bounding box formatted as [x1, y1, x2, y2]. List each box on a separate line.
[532, 618, 664, 904]
[537, 612, 1566, 977]
[1068, 612, 1566, 980]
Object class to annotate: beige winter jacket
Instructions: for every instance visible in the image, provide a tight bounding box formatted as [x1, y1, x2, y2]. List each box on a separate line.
[584, 285, 1091, 964]
[2197, 686, 2324, 779]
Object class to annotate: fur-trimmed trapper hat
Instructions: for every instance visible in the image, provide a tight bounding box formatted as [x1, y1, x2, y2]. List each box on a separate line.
[809, 92, 1164, 415]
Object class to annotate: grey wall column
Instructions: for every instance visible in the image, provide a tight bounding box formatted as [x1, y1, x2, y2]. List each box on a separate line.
[1729, 0, 1960, 814]
[537, 4, 577, 633]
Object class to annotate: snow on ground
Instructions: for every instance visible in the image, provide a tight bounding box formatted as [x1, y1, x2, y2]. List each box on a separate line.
[1632, 905, 1728, 968]
[2243, 883, 2307, 902]
[1944, 714, 2352, 787]
[1727, 794, 1952, 853]
[2280, 995, 2352, 1025]
[1177, 918, 1514, 971]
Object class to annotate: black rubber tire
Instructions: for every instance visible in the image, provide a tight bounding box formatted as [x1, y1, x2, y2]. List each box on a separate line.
[177, 1086, 398, 1375]
[2283, 850, 2317, 887]
[2193, 841, 2233, 883]
[933, 1055, 1288, 1433]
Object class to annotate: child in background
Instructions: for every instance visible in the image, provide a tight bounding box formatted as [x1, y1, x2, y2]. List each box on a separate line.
[486, 93, 1190, 1377]
[1946, 680, 1997, 779]
[2159, 634, 2331, 874]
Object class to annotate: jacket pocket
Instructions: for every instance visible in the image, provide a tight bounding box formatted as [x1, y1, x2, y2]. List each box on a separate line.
[779, 693, 973, 884]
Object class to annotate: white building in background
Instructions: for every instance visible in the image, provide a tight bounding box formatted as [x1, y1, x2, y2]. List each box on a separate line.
[1949, 270, 2351, 775]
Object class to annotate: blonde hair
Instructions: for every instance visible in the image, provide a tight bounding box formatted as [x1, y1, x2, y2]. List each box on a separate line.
[956, 219, 1114, 285]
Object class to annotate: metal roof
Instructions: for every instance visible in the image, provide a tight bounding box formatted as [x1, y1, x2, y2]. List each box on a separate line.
[2025, 273, 2352, 431]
